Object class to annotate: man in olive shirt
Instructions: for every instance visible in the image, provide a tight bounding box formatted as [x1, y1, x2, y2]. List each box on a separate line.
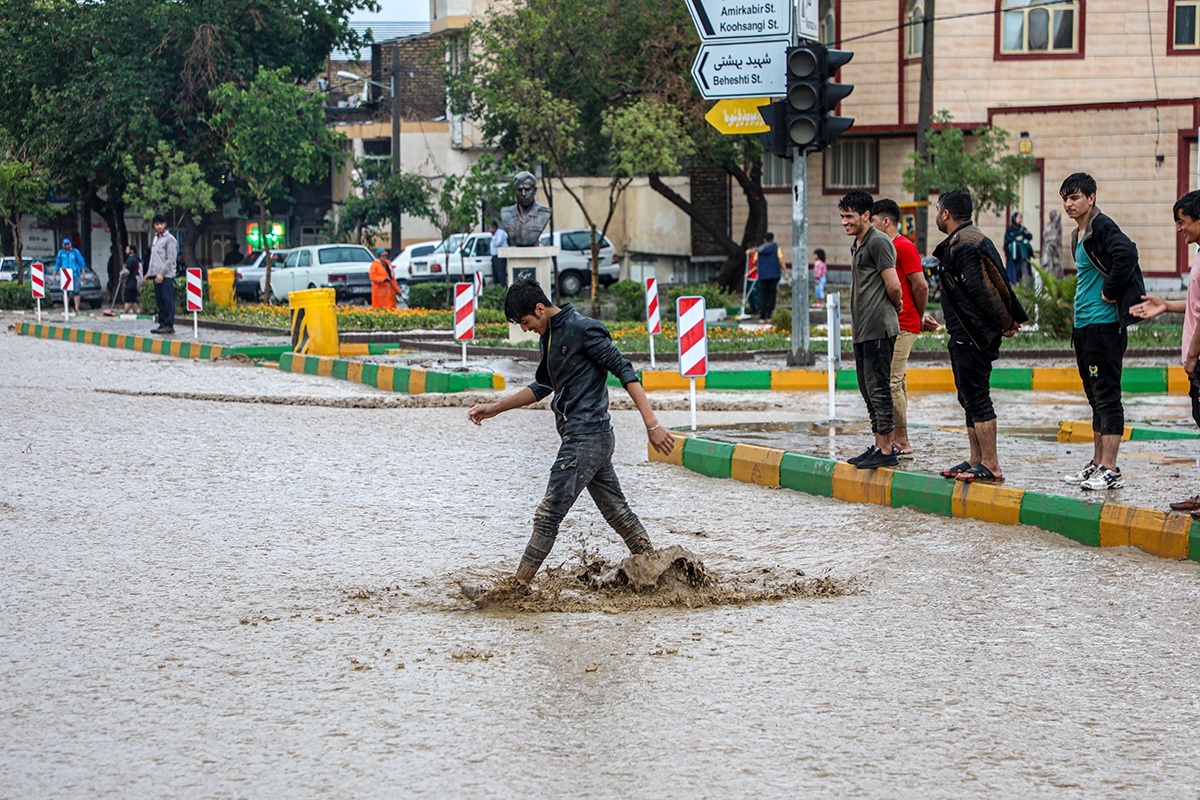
[840, 190, 903, 469]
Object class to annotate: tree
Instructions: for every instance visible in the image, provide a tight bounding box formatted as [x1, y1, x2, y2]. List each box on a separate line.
[902, 110, 1036, 216]
[0, 145, 51, 286]
[210, 67, 345, 301]
[334, 169, 433, 248]
[447, 0, 764, 292]
[123, 141, 217, 231]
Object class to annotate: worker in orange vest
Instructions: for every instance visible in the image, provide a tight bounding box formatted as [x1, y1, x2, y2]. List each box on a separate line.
[369, 247, 402, 309]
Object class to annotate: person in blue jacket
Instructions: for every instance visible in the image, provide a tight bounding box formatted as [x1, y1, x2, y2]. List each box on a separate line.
[750, 232, 782, 323]
[55, 237, 86, 314]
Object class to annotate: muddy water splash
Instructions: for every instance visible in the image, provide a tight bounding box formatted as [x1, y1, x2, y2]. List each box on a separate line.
[458, 545, 859, 613]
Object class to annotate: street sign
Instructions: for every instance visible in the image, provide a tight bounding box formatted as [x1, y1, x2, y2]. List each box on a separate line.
[705, 97, 771, 134]
[685, 0, 790, 40]
[797, 0, 819, 41]
[692, 38, 790, 100]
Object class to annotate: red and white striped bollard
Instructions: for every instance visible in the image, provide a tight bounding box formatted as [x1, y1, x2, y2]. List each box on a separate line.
[454, 282, 475, 366]
[58, 267, 72, 322]
[677, 295, 708, 430]
[186, 268, 203, 339]
[31, 262, 44, 322]
[645, 277, 661, 368]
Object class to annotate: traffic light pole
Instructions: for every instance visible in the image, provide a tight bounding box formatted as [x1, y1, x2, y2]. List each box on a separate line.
[787, 150, 813, 366]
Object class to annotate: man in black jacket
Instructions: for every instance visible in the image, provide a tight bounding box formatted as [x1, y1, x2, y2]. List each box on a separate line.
[466, 279, 675, 602]
[1060, 172, 1145, 491]
[932, 190, 1028, 483]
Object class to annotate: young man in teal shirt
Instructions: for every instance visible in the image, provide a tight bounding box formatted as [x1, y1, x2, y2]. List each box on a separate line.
[1060, 173, 1145, 491]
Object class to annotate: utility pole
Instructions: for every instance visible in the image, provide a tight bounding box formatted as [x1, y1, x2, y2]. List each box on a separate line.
[913, 0, 935, 255]
[390, 43, 403, 253]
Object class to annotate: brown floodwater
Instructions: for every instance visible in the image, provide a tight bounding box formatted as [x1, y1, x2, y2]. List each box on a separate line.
[4, 317, 1200, 798]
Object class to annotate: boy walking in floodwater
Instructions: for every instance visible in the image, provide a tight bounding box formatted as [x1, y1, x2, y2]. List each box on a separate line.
[466, 279, 675, 603]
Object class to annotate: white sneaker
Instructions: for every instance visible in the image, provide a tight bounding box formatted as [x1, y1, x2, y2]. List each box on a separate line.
[1062, 461, 1097, 484]
[1081, 466, 1124, 491]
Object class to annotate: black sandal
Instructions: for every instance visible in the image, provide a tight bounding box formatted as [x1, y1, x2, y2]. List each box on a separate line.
[956, 464, 1005, 483]
[939, 460, 971, 479]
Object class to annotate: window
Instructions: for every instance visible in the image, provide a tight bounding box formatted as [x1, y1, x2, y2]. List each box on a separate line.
[763, 153, 792, 188]
[1174, 0, 1200, 48]
[1000, 0, 1079, 55]
[825, 139, 877, 190]
[906, 0, 925, 57]
[474, 237, 491, 257]
[819, 0, 836, 45]
[299, 251, 312, 267]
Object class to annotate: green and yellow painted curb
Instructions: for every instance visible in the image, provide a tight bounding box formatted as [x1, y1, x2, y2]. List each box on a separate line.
[16, 322, 226, 360]
[277, 352, 504, 394]
[1058, 420, 1200, 442]
[618, 365, 1192, 395]
[651, 434, 1200, 563]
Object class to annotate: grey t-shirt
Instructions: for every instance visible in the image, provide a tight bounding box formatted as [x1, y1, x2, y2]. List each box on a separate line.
[849, 225, 899, 343]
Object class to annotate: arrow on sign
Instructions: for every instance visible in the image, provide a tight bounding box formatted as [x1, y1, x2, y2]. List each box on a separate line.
[685, 0, 791, 41]
[59, 268, 72, 292]
[691, 38, 789, 100]
[705, 97, 771, 134]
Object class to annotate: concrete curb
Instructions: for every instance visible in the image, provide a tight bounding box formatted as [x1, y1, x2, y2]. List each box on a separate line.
[650, 433, 1200, 563]
[15, 321, 227, 360]
[1058, 420, 1200, 442]
[623, 365, 1193, 394]
[277, 352, 505, 394]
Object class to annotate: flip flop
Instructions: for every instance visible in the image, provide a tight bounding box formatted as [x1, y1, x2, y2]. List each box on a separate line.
[956, 464, 1005, 483]
[939, 460, 971, 479]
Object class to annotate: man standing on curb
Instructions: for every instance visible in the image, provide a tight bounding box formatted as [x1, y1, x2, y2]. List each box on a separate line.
[932, 190, 1027, 483]
[1131, 190, 1200, 513]
[1060, 172, 1144, 491]
[465, 279, 675, 605]
[147, 213, 178, 335]
[873, 198, 929, 456]
[840, 190, 902, 470]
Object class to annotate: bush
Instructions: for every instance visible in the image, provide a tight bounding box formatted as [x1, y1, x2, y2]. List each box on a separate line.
[408, 281, 451, 310]
[0, 281, 36, 309]
[478, 283, 508, 311]
[665, 283, 737, 316]
[1015, 262, 1076, 339]
[770, 306, 792, 333]
[610, 279, 647, 322]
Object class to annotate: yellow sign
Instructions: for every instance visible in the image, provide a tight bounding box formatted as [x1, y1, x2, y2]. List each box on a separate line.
[705, 97, 771, 135]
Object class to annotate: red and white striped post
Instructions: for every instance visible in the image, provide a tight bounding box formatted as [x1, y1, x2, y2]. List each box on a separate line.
[31, 262, 44, 322]
[473, 270, 485, 304]
[645, 277, 661, 368]
[454, 282, 475, 366]
[58, 267, 72, 322]
[677, 295, 708, 431]
[186, 268, 203, 339]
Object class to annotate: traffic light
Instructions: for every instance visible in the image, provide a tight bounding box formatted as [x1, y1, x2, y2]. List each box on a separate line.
[758, 100, 792, 160]
[782, 43, 855, 151]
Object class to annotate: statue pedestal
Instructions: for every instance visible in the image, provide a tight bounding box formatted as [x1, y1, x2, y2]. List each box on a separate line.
[502, 246, 558, 343]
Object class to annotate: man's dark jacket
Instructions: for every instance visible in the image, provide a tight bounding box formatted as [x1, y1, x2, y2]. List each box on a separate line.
[528, 303, 639, 436]
[933, 221, 1029, 350]
[1069, 206, 1146, 329]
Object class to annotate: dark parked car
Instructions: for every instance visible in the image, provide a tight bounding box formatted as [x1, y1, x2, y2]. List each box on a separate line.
[40, 264, 103, 308]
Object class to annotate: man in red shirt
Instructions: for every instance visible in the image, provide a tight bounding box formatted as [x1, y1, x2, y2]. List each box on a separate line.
[873, 199, 929, 455]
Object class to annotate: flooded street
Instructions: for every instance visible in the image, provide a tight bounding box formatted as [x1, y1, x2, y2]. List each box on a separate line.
[4, 324, 1200, 799]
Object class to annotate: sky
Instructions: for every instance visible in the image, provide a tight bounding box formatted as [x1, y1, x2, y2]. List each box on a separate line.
[351, 0, 429, 21]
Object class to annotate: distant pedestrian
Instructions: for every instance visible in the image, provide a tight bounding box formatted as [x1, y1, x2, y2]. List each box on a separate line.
[1059, 172, 1145, 491]
[147, 214, 178, 335]
[369, 247, 402, 309]
[840, 190, 902, 470]
[489, 220, 509, 287]
[813, 248, 827, 302]
[932, 189, 1027, 484]
[1004, 212, 1034, 285]
[1130, 190, 1200, 514]
[1042, 209, 1064, 278]
[872, 199, 929, 456]
[747, 232, 781, 323]
[54, 237, 85, 315]
[121, 244, 142, 314]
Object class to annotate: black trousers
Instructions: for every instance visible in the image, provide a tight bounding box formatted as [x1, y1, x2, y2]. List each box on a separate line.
[154, 278, 175, 327]
[1073, 322, 1127, 436]
[759, 278, 780, 320]
[948, 336, 1001, 427]
[854, 336, 896, 435]
[492, 256, 507, 287]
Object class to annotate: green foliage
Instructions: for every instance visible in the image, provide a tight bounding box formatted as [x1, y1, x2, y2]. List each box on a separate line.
[139, 275, 201, 313]
[610, 279, 646, 322]
[770, 306, 792, 334]
[665, 283, 737, 316]
[122, 141, 216, 227]
[902, 110, 1035, 216]
[478, 283, 508, 311]
[1015, 261, 1076, 339]
[0, 147, 52, 277]
[336, 170, 433, 247]
[0, 280, 36, 309]
[603, 98, 695, 179]
[407, 281, 451, 310]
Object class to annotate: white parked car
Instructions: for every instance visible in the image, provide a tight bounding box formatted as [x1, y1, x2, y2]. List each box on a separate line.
[412, 233, 493, 284]
[393, 240, 441, 282]
[538, 229, 619, 296]
[0, 256, 33, 282]
[261, 244, 375, 304]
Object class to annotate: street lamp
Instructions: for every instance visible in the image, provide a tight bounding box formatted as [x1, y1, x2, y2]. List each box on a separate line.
[337, 68, 402, 250]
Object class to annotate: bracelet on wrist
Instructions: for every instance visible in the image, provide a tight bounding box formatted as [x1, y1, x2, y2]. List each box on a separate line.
[647, 424, 661, 433]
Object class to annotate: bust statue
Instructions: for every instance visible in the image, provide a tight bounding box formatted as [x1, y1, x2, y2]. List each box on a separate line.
[500, 171, 552, 246]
